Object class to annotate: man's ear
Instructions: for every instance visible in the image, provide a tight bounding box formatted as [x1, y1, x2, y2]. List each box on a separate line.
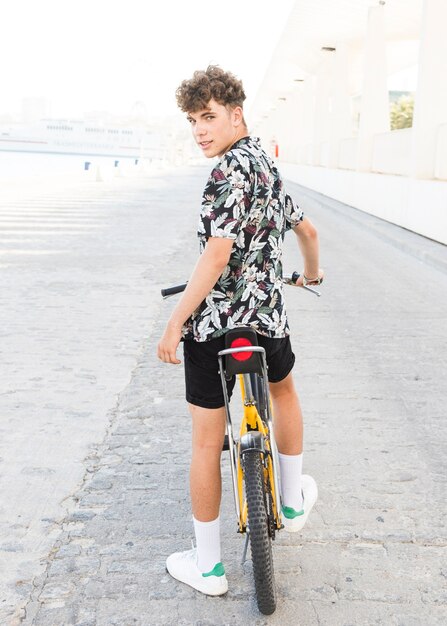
[232, 106, 244, 127]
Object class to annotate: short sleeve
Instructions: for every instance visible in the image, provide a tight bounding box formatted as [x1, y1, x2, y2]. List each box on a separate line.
[284, 193, 304, 231]
[199, 156, 250, 240]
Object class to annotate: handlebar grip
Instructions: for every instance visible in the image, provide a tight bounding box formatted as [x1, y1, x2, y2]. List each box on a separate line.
[161, 283, 187, 298]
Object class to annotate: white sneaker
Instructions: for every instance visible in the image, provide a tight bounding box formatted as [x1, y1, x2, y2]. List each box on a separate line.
[166, 548, 228, 596]
[281, 474, 318, 533]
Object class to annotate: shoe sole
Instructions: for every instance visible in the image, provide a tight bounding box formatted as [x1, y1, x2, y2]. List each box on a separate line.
[165, 564, 228, 596]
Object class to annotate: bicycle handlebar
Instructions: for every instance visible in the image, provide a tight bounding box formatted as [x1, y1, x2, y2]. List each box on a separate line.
[161, 272, 321, 299]
[282, 272, 321, 296]
[160, 283, 188, 298]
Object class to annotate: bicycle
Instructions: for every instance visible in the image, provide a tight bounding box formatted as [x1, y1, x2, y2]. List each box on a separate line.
[161, 273, 321, 615]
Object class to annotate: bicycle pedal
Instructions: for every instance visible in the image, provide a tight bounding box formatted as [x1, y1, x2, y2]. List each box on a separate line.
[222, 435, 230, 451]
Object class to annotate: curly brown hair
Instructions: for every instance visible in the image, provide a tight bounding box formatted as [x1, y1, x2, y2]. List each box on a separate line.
[176, 65, 246, 113]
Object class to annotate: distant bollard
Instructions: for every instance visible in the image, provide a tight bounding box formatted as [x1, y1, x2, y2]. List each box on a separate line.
[114, 159, 123, 178]
[135, 159, 139, 165]
[84, 161, 91, 171]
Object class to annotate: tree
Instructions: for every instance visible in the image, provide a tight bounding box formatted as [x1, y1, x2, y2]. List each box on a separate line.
[390, 95, 414, 130]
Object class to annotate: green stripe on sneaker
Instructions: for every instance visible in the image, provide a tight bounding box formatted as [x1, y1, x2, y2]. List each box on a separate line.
[282, 505, 304, 519]
[202, 562, 225, 578]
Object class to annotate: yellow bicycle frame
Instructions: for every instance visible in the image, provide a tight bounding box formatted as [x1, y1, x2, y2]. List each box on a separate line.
[236, 374, 282, 533]
[217, 343, 283, 539]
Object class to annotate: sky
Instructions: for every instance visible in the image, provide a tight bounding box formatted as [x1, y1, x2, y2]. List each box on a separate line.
[0, 0, 296, 121]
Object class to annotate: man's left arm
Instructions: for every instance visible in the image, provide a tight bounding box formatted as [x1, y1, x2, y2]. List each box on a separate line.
[157, 237, 234, 364]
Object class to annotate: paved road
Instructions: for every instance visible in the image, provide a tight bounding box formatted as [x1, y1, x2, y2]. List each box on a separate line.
[0, 167, 200, 623]
[1, 167, 446, 625]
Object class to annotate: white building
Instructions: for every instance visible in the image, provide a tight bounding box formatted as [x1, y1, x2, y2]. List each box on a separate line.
[250, 0, 447, 245]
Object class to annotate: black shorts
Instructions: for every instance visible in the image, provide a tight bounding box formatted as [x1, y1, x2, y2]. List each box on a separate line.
[183, 334, 295, 409]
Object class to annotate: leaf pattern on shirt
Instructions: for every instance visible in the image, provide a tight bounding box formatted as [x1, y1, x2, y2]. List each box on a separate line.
[183, 136, 304, 342]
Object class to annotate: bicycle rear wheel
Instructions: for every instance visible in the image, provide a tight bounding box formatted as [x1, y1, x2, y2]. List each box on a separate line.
[244, 450, 276, 615]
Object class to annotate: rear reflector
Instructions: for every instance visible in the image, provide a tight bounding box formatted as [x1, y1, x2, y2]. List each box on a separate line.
[230, 337, 253, 361]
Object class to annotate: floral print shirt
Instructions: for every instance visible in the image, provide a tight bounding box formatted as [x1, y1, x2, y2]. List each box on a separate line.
[182, 136, 304, 342]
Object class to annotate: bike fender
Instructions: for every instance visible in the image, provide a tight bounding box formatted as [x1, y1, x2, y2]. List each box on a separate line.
[240, 431, 265, 455]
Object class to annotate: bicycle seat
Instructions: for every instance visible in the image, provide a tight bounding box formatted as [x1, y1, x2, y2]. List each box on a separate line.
[223, 327, 264, 380]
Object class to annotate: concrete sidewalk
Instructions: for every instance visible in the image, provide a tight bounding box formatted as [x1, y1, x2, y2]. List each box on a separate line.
[2, 168, 447, 625]
[0, 166, 200, 623]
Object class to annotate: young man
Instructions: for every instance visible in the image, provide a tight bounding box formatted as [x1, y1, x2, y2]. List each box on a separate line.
[157, 65, 323, 596]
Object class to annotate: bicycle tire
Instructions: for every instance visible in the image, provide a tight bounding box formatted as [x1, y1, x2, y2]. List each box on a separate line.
[244, 451, 276, 615]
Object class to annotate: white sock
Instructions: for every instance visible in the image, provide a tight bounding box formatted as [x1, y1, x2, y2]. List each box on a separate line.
[279, 452, 304, 511]
[193, 516, 221, 573]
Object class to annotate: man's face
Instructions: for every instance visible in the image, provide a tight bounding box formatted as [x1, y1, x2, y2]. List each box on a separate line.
[187, 99, 243, 158]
